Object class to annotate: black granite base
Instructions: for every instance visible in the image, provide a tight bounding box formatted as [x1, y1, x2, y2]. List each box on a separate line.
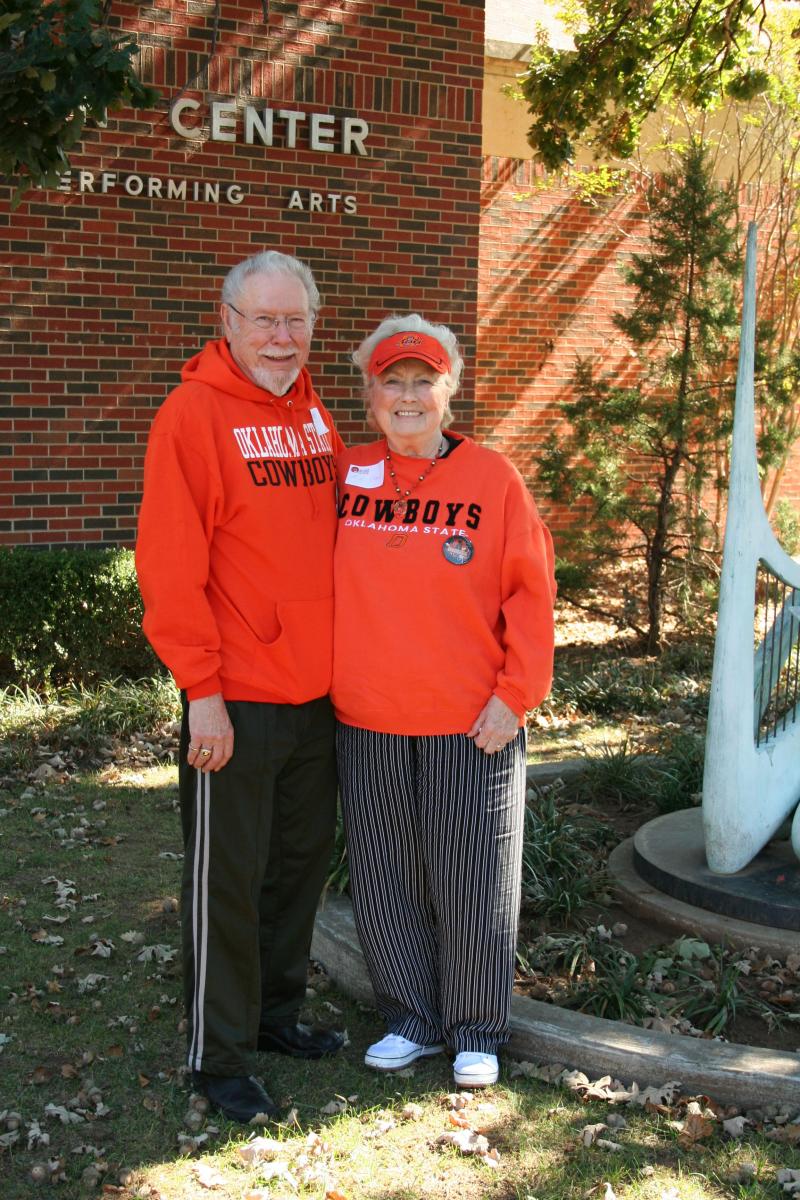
[632, 808, 800, 931]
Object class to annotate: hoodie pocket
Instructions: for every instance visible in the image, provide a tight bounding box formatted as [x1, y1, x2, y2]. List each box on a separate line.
[247, 594, 334, 700]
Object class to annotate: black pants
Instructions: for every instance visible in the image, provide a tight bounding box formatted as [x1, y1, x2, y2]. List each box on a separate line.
[179, 696, 337, 1076]
[337, 724, 526, 1055]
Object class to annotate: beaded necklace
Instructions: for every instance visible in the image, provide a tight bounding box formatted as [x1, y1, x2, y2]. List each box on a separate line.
[385, 435, 448, 519]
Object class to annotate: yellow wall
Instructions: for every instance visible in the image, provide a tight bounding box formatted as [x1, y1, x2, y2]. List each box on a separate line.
[483, 57, 535, 159]
[483, 51, 769, 181]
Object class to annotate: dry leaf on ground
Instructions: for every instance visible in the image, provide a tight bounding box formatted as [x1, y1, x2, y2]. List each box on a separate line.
[43, 1104, 85, 1125]
[722, 1115, 750, 1138]
[675, 1112, 716, 1147]
[510, 1061, 565, 1083]
[192, 1162, 225, 1189]
[436, 1127, 500, 1166]
[177, 1132, 209, 1155]
[768, 1125, 800, 1145]
[438, 1129, 489, 1154]
[582, 1123, 608, 1146]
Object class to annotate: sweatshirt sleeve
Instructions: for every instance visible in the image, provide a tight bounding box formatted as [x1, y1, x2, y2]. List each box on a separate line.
[493, 472, 557, 719]
[135, 399, 225, 699]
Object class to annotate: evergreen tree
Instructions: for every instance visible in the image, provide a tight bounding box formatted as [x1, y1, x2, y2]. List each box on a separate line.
[540, 141, 741, 652]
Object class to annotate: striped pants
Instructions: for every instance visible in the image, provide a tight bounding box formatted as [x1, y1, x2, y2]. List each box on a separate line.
[179, 697, 337, 1076]
[336, 724, 526, 1055]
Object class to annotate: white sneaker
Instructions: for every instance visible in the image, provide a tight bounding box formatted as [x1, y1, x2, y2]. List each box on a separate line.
[364, 1034, 445, 1071]
[453, 1052, 499, 1087]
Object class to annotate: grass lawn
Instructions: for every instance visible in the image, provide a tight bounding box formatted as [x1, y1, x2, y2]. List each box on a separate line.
[1, 604, 799, 1199]
[1, 760, 798, 1198]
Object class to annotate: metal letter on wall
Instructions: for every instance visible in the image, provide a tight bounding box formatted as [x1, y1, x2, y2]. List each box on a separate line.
[703, 221, 800, 872]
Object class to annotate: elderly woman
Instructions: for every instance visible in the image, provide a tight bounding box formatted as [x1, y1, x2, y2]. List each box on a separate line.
[332, 314, 556, 1088]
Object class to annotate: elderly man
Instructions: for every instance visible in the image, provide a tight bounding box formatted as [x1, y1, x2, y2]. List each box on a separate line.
[136, 251, 343, 1124]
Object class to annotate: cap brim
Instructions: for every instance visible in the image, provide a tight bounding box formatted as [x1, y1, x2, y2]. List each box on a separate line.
[371, 348, 449, 374]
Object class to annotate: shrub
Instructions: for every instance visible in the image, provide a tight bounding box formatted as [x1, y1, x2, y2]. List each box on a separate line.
[0, 547, 162, 689]
[772, 498, 800, 557]
[549, 659, 664, 717]
[572, 734, 705, 813]
[576, 740, 661, 806]
[651, 730, 705, 813]
[554, 556, 592, 593]
[520, 791, 610, 922]
[0, 676, 180, 772]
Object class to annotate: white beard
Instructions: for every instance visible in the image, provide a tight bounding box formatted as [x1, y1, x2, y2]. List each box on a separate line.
[250, 363, 300, 396]
[247, 364, 297, 398]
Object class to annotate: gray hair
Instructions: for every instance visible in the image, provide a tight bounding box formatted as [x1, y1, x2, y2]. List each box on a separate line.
[352, 313, 464, 429]
[221, 251, 321, 317]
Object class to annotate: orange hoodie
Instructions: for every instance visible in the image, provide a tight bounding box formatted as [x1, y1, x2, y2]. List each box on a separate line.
[331, 434, 556, 735]
[136, 339, 343, 703]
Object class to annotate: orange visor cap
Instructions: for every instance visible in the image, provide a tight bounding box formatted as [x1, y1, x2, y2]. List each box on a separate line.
[368, 331, 451, 376]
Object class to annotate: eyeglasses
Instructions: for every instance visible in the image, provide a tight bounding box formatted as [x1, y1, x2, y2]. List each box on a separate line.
[226, 303, 312, 335]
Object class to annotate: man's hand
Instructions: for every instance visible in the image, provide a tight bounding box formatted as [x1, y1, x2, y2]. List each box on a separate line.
[467, 695, 520, 755]
[187, 694, 234, 772]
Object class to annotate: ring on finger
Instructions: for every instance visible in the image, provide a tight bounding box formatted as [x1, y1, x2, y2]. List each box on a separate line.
[199, 748, 212, 758]
[189, 744, 199, 752]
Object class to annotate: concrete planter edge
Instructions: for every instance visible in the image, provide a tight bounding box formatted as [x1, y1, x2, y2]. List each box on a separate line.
[311, 891, 800, 1108]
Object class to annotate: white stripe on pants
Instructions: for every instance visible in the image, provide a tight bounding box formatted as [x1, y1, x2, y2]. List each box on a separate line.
[189, 768, 211, 1072]
[336, 724, 526, 1054]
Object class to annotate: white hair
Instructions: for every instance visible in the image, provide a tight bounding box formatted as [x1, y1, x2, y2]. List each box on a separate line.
[352, 313, 464, 428]
[221, 251, 320, 316]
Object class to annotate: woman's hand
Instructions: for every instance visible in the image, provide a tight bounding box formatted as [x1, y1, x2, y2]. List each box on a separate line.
[467, 695, 520, 755]
[187, 694, 234, 772]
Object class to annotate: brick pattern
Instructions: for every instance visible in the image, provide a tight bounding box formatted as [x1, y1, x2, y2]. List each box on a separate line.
[477, 156, 800, 533]
[476, 158, 651, 533]
[0, 0, 484, 546]
[7, 9, 800, 551]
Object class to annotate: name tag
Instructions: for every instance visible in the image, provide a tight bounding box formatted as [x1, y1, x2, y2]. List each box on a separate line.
[345, 460, 385, 488]
[310, 407, 329, 436]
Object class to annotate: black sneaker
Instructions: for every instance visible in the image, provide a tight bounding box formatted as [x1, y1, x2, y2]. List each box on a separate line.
[192, 1072, 278, 1123]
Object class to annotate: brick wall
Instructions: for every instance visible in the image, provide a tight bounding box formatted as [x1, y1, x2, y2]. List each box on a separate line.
[6, 10, 800, 552]
[0, 0, 484, 547]
[476, 157, 800, 534]
[476, 158, 651, 533]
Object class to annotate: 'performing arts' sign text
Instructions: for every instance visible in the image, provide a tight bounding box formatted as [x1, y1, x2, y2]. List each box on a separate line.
[54, 170, 357, 212]
[50, 97, 370, 209]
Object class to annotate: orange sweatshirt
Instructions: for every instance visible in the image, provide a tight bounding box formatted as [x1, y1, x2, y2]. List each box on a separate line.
[331, 434, 556, 735]
[136, 339, 343, 703]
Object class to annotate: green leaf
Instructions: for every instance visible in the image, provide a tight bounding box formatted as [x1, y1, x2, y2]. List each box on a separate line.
[673, 937, 712, 961]
[518, 0, 771, 168]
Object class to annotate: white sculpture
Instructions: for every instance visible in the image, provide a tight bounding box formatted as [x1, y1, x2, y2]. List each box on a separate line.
[703, 221, 800, 872]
